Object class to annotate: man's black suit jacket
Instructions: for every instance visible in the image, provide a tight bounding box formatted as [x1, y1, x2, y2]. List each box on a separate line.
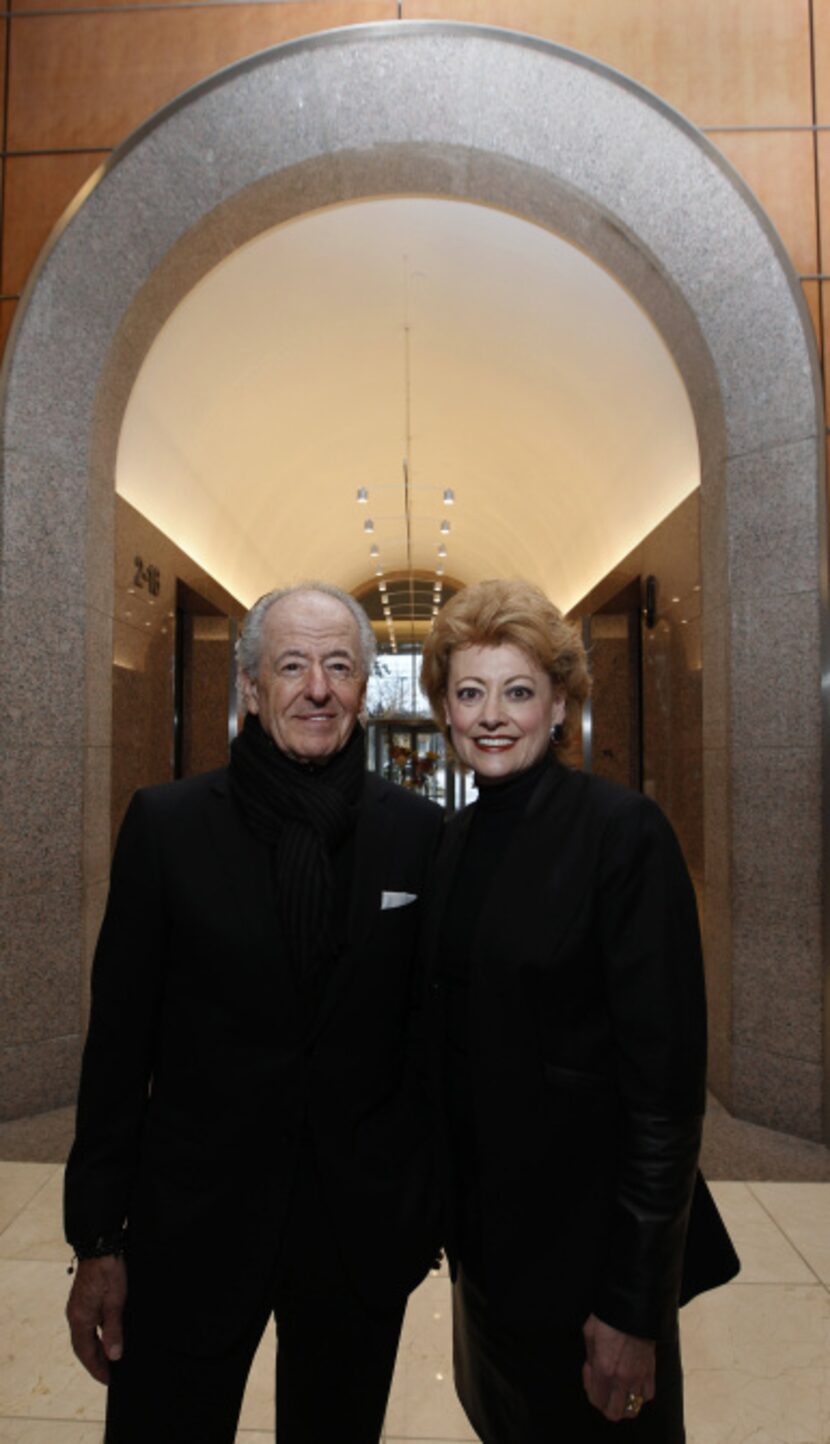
[64, 767, 443, 1353]
[421, 759, 738, 1340]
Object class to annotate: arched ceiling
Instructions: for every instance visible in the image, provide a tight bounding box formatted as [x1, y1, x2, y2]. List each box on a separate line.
[116, 196, 700, 622]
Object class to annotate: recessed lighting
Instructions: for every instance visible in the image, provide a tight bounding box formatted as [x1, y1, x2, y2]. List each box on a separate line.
[436, 566, 444, 576]
[440, 520, 450, 534]
[437, 544, 447, 557]
[375, 568, 384, 577]
[379, 582, 387, 592]
[443, 488, 455, 505]
[363, 518, 375, 533]
[370, 544, 379, 558]
[356, 487, 368, 503]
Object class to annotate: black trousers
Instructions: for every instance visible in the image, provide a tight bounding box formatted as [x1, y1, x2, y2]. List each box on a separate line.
[453, 1266, 685, 1444]
[104, 1153, 406, 1444]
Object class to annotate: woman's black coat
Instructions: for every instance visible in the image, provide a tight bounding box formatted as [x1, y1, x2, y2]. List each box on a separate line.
[421, 759, 738, 1340]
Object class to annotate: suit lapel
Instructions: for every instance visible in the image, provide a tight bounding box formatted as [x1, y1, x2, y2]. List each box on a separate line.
[307, 775, 395, 1041]
[346, 774, 396, 950]
[203, 774, 304, 1032]
[203, 773, 276, 943]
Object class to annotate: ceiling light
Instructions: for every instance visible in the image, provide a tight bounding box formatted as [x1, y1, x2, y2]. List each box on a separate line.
[370, 544, 379, 558]
[440, 520, 450, 534]
[437, 544, 447, 557]
[375, 567, 384, 577]
[443, 489, 454, 505]
[363, 518, 374, 533]
[378, 582, 387, 592]
[356, 487, 368, 503]
[432, 606, 439, 615]
[436, 566, 444, 576]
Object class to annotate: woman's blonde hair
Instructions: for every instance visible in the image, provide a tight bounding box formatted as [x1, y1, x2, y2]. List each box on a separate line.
[420, 578, 590, 750]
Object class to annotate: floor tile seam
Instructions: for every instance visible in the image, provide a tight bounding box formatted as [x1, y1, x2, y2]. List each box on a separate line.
[0, 1413, 106, 1424]
[745, 1180, 826, 1285]
[0, 1162, 62, 1243]
[682, 1278, 826, 1293]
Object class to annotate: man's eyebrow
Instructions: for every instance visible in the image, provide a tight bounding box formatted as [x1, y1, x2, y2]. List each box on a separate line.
[274, 646, 356, 664]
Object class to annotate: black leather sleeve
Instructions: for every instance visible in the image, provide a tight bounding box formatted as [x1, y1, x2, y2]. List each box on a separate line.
[591, 794, 707, 1339]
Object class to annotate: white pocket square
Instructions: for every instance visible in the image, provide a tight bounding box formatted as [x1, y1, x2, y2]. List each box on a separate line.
[381, 890, 417, 910]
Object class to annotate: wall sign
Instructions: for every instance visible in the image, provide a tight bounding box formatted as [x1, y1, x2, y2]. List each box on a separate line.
[133, 556, 161, 596]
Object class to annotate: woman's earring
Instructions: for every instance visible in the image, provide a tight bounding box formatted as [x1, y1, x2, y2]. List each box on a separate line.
[550, 723, 563, 744]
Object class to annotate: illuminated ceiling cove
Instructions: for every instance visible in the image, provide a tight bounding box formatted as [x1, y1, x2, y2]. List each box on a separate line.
[116, 197, 700, 619]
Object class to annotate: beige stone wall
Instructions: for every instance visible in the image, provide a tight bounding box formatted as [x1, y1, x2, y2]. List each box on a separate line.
[574, 493, 704, 896]
[111, 497, 245, 843]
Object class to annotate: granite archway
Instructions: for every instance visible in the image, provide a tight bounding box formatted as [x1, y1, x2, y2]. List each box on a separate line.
[1, 22, 826, 1136]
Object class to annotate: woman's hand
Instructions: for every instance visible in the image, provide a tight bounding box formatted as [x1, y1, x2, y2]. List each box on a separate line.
[581, 1313, 656, 1422]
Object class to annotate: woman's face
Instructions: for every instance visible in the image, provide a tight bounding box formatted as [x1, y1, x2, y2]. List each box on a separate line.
[445, 642, 566, 782]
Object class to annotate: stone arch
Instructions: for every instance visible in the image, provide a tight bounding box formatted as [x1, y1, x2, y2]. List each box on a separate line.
[1, 21, 825, 1136]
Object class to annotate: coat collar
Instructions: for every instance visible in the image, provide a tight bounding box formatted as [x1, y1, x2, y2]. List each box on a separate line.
[426, 759, 586, 979]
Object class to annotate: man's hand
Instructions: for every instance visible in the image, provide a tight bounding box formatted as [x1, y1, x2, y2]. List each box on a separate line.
[66, 1255, 128, 1384]
[581, 1313, 656, 1422]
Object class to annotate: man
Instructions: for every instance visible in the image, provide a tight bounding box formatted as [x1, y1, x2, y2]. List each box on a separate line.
[64, 583, 443, 1444]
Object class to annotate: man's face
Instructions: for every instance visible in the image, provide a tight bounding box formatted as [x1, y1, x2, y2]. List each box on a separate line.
[242, 591, 367, 764]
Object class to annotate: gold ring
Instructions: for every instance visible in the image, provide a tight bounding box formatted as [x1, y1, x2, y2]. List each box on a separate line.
[624, 1392, 644, 1417]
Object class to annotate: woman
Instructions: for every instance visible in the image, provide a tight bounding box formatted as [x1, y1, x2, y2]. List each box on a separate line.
[419, 579, 738, 1442]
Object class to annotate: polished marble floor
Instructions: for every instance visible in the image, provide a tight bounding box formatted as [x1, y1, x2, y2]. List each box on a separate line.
[1, 1160, 829, 1443]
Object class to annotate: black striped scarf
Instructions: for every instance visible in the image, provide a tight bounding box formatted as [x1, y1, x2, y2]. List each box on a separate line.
[229, 713, 365, 985]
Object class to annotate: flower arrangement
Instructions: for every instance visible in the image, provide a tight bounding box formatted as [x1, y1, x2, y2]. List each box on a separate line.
[387, 744, 439, 791]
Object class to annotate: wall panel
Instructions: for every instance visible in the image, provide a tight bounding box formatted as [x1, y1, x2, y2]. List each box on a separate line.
[8, 1, 395, 150]
[0, 300, 17, 358]
[817, 133, 830, 275]
[822, 282, 830, 422]
[401, 0, 813, 127]
[0, 22, 7, 145]
[2, 153, 109, 296]
[813, 0, 830, 126]
[708, 130, 818, 277]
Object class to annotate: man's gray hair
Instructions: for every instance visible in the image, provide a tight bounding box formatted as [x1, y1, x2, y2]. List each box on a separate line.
[236, 582, 377, 685]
